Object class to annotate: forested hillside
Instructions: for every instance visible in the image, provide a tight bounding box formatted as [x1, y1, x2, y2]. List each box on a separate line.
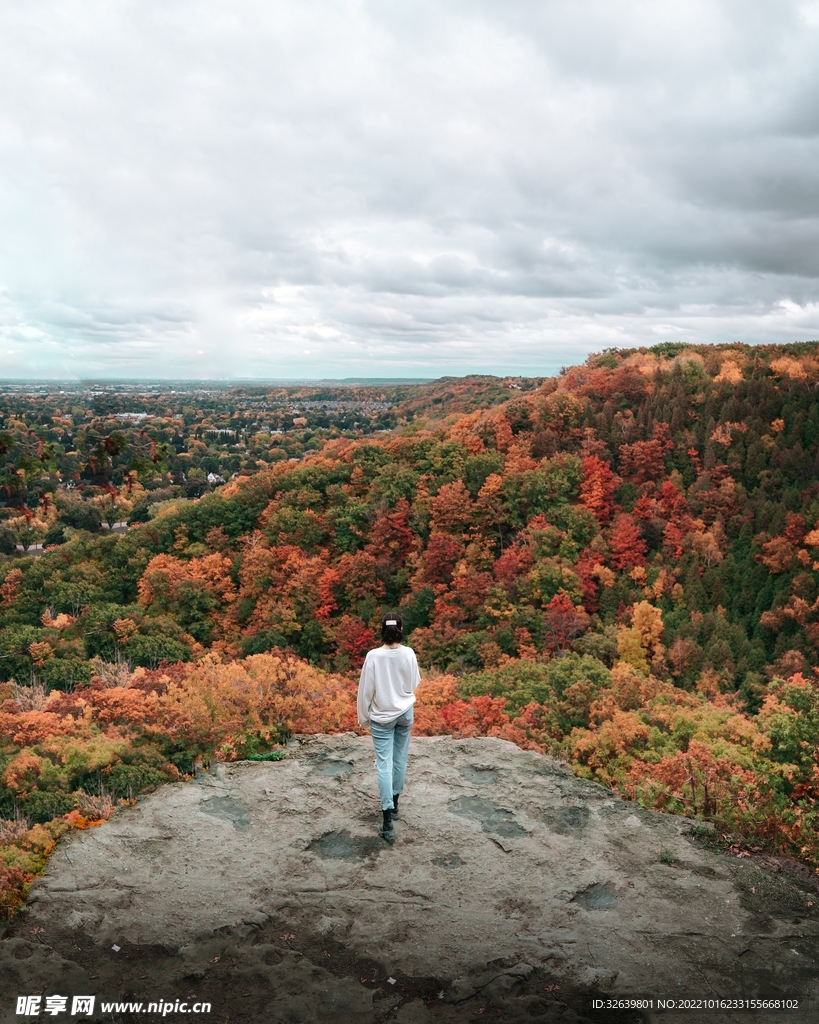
[3, 342, 819, 918]
[0, 373, 539, 535]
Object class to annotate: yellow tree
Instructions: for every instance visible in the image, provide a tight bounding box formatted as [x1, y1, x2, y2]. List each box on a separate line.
[617, 601, 665, 676]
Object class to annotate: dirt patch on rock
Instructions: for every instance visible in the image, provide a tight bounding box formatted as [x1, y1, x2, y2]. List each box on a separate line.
[2, 735, 818, 1023]
[307, 829, 386, 862]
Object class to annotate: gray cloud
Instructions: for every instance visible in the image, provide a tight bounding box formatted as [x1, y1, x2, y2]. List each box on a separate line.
[1, 0, 818, 379]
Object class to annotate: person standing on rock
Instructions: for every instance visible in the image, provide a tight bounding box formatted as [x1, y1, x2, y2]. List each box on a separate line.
[357, 612, 421, 841]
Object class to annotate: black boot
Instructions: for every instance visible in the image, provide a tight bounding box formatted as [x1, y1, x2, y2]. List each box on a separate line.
[378, 807, 394, 840]
[391, 794, 400, 819]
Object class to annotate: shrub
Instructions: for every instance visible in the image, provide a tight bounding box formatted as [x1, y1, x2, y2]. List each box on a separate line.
[459, 653, 610, 712]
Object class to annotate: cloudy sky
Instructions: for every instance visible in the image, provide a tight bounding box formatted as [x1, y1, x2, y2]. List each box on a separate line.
[1, 0, 818, 380]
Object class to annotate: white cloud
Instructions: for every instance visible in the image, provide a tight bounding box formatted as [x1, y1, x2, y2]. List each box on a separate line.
[0, 0, 818, 379]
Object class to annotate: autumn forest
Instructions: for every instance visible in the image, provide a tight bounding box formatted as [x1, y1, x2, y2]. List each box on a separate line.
[2, 343, 819, 918]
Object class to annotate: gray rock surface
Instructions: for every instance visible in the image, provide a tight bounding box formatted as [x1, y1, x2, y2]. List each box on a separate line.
[2, 734, 818, 1023]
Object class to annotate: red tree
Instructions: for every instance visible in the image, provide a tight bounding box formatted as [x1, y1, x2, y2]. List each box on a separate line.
[365, 499, 417, 572]
[608, 513, 647, 570]
[576, 548, 606, 612]
[784, 512, 806, 546]
[579, 455, 617, 524]
[657, 480, 691, 522]
[542, 593, 589, 652]
[493, 545, 534, 592]
[417, 533, 463, 585]
[618, 426, 673, 485]
[335, 615, 376, 670]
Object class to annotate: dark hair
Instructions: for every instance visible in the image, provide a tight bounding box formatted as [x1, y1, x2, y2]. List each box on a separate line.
[380, 612, 403, 645]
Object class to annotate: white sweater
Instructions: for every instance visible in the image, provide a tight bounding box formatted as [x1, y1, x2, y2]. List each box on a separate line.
[357, 645, 421, 726]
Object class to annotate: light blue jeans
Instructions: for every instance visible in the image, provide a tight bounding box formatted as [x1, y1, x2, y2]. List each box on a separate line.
[369, 706, 414, 811]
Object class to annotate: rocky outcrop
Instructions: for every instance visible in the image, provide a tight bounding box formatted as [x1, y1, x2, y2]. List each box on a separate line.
[2, 735, 818, 1022]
